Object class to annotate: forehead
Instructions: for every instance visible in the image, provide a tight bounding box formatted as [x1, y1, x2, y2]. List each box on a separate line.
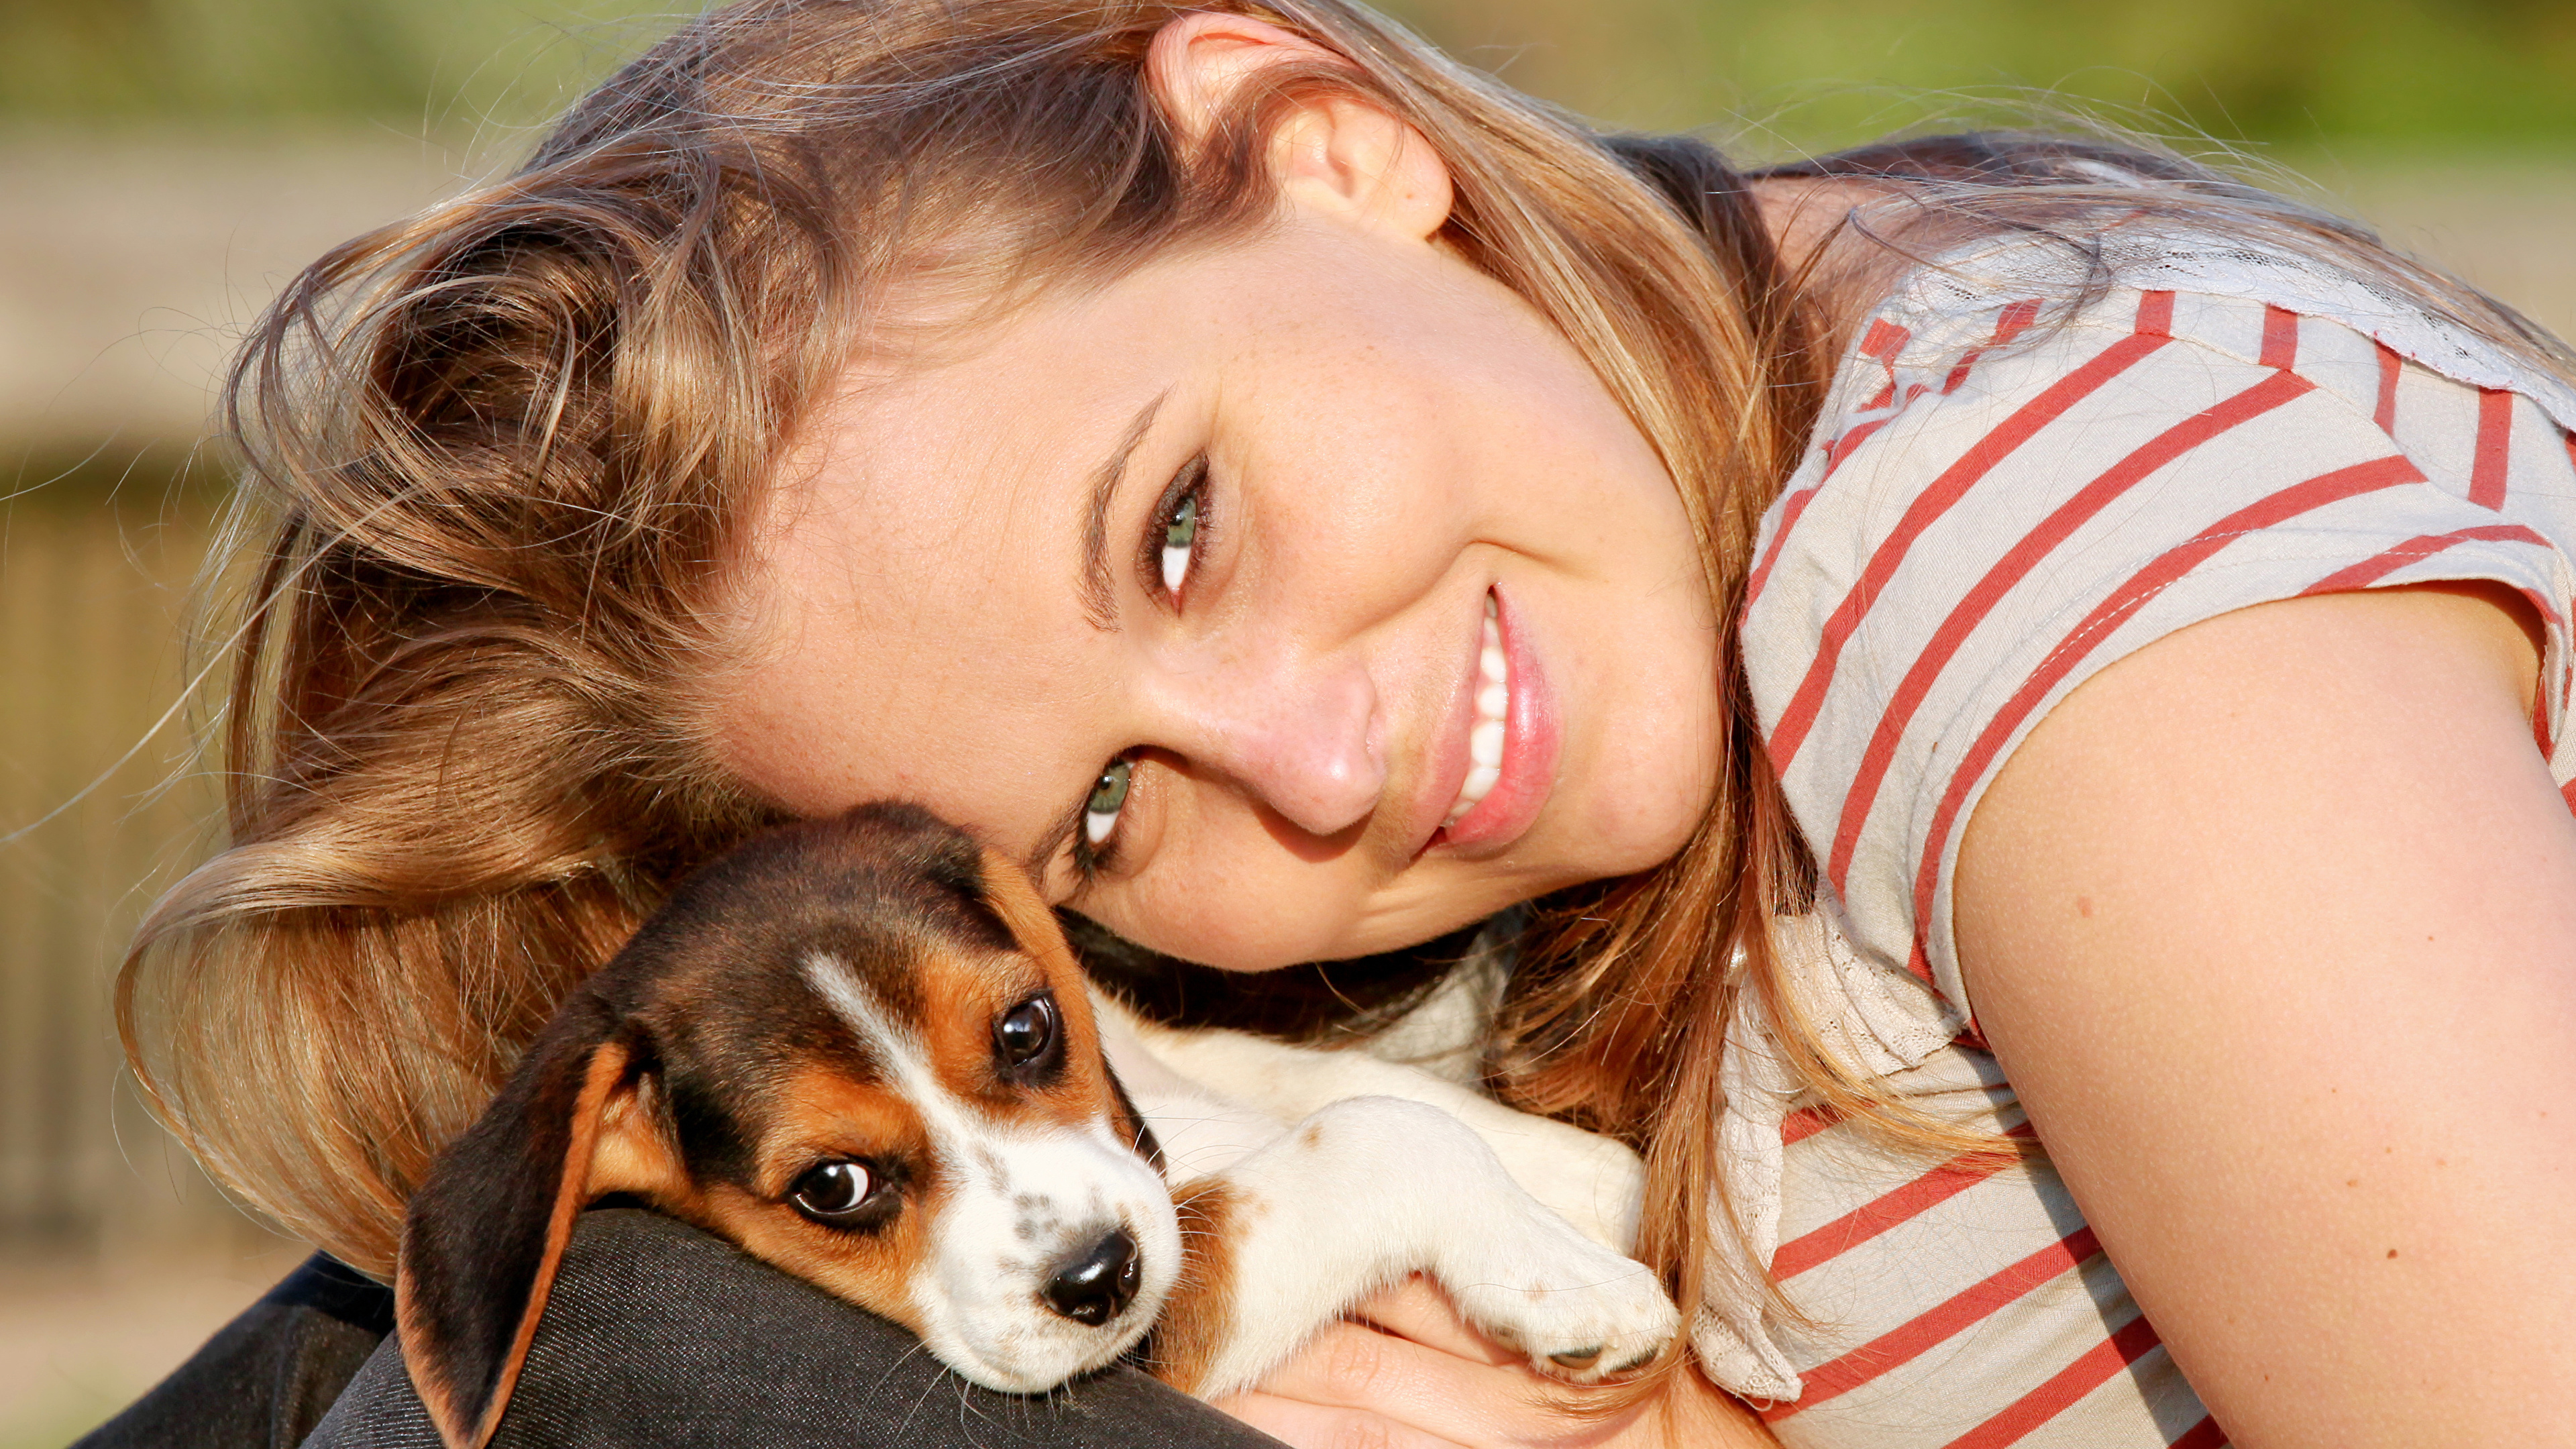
[714, 280, 1179, 852]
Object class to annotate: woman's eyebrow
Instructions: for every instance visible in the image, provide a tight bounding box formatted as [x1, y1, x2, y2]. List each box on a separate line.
[1079, 392, 1168, 630]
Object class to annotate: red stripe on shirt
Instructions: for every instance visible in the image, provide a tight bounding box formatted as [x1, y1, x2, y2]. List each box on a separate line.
[1746, 386, 1923, 612]
[1765, 1226, 2103, 1420]
[1780, 1104, 1844, 1146]
[1824, 368, 2315, 892]
[1745, 484, 1829, 611]
[2373, 341, 2404, 435]
[1944, 299, 2045, 392]
[1821, 388, 1926, 474]
[1861, 318, 1912, 362]
[2259, 305, 2300, 369]
[2301, 524, 2564, 761]
[1771, 1122, 2039, 1279]
[2298, 523, 2555, 597]
[1769, 293, 2180, 771]
[2471, 387, 2514, 509]
[1751, 303, 2033, 614]
[1941, 1313, 2166, 1449]
[1907, 453, 2430, 990]
[2169, 1415, 2230, 1449]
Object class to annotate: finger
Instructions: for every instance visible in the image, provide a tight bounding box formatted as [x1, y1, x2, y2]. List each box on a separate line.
[1211, 1390, 1472, 1449]
[1342, 1276, 1517, 1366]
[1257, 1320, 1641, 1444]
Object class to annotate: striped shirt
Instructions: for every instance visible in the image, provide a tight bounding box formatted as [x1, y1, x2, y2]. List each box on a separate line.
[1695, 228, 2576, 1447]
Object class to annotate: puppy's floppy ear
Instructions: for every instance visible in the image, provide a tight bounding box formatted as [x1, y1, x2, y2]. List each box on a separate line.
[396, 989, 659, 1449]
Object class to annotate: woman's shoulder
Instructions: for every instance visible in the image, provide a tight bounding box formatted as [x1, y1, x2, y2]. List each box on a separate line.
[1742, 219, 2576, 1023]
[1800, 223, 2576, 449]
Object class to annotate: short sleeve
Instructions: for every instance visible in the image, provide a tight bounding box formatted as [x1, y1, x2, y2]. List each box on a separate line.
[1743, 285, 2576, 1029]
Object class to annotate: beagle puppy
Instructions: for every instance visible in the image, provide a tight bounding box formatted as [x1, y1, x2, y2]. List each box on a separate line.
[397, 803, 1677, 1449]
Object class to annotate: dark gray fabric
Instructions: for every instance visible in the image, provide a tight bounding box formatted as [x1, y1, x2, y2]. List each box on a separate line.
[305, 1208, 1284, 1448]
[72, 1254, 394, 1449]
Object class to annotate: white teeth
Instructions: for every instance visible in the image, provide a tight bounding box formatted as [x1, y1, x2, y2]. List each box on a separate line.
[1445, 594, 1509, 827]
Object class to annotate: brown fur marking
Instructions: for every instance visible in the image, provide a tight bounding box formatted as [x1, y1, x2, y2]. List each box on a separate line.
[1145, 1179, 1240, 1396]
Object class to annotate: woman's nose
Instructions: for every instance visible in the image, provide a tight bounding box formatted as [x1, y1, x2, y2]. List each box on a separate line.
[1150, 645, 1386, 839]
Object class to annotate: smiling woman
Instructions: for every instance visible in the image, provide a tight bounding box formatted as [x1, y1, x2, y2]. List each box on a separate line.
[716, 144, 1717, 967]
[96, 0, 2576, 1446]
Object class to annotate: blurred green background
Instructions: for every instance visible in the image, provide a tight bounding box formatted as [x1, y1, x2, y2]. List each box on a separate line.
[0, 0, 2567, 1442]
[9, 0, 2576, 148]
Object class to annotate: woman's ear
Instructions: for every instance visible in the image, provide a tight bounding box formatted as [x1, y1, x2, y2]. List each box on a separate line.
[1144, 11, 1452, 244]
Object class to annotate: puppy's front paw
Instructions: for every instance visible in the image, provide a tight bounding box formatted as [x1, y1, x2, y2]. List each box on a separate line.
[1511, 1126, 1648, 1255]
[1437, 1209, 1680, 1383]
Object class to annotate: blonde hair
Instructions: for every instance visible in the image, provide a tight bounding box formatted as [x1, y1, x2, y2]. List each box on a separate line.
[123, 0, 2572, 1362]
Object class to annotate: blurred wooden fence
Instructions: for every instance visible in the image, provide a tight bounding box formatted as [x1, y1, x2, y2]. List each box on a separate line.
[0, 129, 460, 1263]
[0, 472, 252, 1254]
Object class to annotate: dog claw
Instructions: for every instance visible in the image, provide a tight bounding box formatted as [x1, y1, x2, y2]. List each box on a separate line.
[1606, 1345, 1662, 1376]
[1549, 1347, 1604, 1371]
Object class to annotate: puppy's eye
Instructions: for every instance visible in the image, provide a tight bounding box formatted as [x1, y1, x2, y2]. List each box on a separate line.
[789, 1160, 877, 1223]
[994, 992, 1060, 1073]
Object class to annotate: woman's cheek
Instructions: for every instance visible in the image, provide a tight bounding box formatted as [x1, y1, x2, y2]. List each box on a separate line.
[1110, 881, 1330, 973]
[1094, 839, 1372, 973]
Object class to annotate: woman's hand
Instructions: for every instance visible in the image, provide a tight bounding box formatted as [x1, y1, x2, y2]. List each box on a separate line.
[1211, 1277, 1779, 1449]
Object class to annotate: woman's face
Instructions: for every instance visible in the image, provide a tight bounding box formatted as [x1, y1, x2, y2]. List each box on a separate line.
[716, 199, 1721, 971]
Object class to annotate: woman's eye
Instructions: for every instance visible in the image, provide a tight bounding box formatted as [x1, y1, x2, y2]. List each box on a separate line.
[1149, 457, 1208, 601]
[789, 1160, 875, 1222]
[1084, 758, 1131, 847]
[1160, 491, 1198, 595]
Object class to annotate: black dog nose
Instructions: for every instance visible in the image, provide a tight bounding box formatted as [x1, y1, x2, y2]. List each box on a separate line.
[1042, 1228, 1140, 1326]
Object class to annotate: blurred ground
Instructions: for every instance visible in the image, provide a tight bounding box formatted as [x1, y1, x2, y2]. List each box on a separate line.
[0, 1238, 309, 1449]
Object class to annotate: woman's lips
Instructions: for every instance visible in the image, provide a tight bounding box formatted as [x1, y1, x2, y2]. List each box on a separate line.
[1432, 586, 1556, 852]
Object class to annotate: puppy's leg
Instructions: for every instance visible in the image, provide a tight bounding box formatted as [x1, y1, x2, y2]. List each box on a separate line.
[1115, 1010, 1646, 1254]
[1148, 1095, 1678, 1401]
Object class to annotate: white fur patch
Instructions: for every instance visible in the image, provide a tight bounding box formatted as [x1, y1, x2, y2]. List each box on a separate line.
[1089, 989, 1675, 1401]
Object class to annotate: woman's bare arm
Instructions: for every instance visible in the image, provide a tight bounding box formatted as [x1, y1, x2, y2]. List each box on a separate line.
[1955, 582, 2576, 1446]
